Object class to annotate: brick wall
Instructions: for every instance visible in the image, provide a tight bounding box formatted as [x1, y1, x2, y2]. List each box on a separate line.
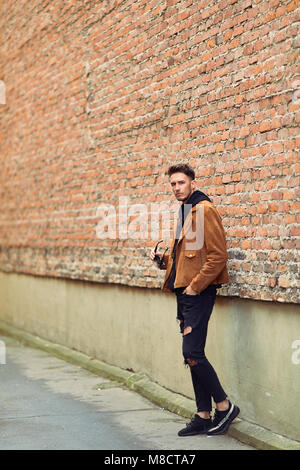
[0, 0, 299, 303]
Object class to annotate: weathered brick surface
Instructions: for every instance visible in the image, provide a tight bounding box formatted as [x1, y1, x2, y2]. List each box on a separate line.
[0, 0, 299, 303]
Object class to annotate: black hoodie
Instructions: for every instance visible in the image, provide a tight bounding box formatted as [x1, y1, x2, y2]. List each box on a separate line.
[168, 190, 211, 292]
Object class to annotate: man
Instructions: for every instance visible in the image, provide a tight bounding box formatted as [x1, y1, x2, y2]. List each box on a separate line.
[150, 163, 239, 436]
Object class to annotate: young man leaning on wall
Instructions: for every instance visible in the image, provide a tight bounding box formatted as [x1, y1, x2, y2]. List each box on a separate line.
[150, 163, 240, 436]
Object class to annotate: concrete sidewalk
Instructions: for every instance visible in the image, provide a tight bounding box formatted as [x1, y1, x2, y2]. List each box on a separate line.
[0, 334, 252, 450]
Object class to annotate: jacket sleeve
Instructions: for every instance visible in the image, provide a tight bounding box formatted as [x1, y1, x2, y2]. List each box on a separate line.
[189, 204, 227, 293]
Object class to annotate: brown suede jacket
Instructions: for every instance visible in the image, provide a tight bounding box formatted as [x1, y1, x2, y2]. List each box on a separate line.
[160, 200, 229, 293]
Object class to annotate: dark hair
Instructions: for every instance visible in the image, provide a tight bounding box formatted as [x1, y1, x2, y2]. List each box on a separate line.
[167, 163, 195, 180]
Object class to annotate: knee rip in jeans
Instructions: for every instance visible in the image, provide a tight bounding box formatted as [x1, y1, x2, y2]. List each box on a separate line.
[183, 325, 192, 336]
[182, 326, 197, 366]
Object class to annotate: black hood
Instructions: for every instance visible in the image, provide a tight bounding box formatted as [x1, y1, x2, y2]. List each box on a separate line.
[185, 189, 211, 206]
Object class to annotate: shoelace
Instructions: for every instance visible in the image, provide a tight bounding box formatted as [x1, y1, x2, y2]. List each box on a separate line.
[185, 417, 197, 427]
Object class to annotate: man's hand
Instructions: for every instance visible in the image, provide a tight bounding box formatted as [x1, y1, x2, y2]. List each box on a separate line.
[183, 285, 199, 295]
[150, 248, 156, 263]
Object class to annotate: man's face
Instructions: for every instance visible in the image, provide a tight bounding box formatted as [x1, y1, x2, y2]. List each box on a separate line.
[169, 172, 195, 203]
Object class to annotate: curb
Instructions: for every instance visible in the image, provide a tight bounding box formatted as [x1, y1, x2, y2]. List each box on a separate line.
[0, 320, 299, 451]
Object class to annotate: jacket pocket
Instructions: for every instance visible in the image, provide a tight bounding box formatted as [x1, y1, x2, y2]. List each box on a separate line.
[184, 250, 202, 273]
[184, 250, 197, 259]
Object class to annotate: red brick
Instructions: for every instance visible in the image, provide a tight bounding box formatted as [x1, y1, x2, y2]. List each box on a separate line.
[0, 0, 298, 304]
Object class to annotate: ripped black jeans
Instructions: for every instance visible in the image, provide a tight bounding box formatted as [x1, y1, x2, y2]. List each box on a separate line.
[176, 285, 227, 412]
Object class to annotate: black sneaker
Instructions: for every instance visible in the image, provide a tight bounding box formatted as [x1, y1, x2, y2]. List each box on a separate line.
[178, 414, 212, 437]
[207, 401, 240, 435]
